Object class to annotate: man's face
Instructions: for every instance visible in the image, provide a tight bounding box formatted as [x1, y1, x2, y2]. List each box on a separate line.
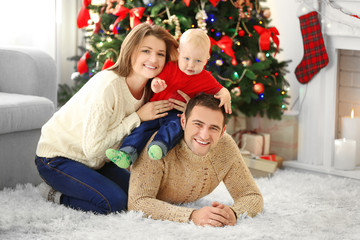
[180, 105, 226, 156]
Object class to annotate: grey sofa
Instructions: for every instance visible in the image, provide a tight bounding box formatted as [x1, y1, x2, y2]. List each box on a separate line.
[0, 47, 57, 189]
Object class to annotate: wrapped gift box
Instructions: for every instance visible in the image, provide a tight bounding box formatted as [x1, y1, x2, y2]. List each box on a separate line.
[242, 155, 278, 178]
[246, 111, 298, 160]
[232, 130, 270, 156]
[241, 132, 270, 156]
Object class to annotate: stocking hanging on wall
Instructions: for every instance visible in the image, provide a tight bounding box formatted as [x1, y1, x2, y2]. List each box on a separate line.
[295, 11, 329, 84]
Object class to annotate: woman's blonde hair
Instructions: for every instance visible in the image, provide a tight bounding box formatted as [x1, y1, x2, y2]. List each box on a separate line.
[109, 23, 179, 77]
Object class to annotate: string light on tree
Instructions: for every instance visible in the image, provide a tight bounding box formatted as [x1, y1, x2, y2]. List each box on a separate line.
[60, 0, 290, 120]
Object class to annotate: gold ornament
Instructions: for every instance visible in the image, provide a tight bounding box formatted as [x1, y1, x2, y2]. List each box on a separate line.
[231, 87, 241, 97]
[216, 59, 223, 66]
[257, 52, 266, 61]
[196, 9, 208, 32]
[163, 15, 181, 40]
[241, 59, 252, 67]
[263, 9, 271, 19]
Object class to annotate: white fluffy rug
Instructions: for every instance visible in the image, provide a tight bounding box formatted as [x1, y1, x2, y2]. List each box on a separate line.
[0, 169, 359, 240]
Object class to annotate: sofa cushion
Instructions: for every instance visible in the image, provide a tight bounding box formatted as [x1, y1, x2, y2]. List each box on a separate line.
[0, 92, 54, 134]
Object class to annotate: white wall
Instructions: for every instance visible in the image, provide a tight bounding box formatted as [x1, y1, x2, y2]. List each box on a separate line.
[0, 0, 82, 87]
[265, 0, 304, 112]
[0, 0, 57, 58]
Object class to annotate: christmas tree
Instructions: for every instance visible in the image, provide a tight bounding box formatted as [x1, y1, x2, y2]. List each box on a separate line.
[59, 0, 290, 120]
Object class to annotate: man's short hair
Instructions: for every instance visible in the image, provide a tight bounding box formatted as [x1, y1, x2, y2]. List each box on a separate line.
[184, 92, 227, 126]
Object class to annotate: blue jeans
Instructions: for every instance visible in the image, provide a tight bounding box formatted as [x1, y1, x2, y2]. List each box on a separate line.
[120, 110, 183, 163]
[35, 156, 130, 214]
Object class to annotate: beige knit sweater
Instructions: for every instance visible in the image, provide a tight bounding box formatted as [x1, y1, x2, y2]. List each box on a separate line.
[36, 70, 144, 169]
[128, 133, 263, 223]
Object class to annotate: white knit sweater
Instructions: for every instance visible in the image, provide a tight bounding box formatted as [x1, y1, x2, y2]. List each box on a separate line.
[36, 70, 144, 169]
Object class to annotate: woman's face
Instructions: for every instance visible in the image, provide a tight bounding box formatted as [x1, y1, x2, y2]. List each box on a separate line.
[130, 35, 167, 81]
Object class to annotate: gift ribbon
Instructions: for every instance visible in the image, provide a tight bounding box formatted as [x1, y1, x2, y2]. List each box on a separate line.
[77, 51, 91, 74]
[210, 36, 237, 66]
[77, 0, 92, 29]
[113, 7, 145, 34]
[232, 129, 266, 155]
[253, 25, 280, 56]
[208, 0, 221, 7]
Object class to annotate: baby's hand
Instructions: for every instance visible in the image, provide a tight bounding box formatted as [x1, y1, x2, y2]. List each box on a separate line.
[214, 88, 232, 114]
[151, 77, 167, 93]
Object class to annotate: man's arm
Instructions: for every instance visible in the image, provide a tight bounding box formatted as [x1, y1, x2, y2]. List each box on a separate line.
[128, 148, 195, 223]
[220, 134, 264, 218]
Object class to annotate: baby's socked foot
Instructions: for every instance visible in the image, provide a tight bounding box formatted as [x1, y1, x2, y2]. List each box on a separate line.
[106, 149, 131, 168]
[148, 145, 163, 160]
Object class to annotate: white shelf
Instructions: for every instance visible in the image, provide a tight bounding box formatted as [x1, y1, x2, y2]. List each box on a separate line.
[283, 160, 360, 180]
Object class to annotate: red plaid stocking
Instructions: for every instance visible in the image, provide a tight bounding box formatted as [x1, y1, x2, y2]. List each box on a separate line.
[295, 11, 329, 84]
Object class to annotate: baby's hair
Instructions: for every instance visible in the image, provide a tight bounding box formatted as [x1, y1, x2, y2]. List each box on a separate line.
[179, 28, 211, 52]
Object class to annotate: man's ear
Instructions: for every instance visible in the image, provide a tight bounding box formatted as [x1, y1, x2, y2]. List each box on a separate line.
[220, 124, 227, 138]
[180, 113, 186, 130]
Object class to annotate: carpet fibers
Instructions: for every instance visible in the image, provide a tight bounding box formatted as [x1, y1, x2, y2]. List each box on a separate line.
[0, 169, 359, 240]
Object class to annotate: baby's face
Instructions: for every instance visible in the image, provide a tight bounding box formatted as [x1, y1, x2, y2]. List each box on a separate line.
[178, 43, 209, 76]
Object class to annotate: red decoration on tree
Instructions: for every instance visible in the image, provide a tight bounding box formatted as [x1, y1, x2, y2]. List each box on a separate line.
[253, 25, 280, 56]
[93, 20, 101, 34]
[112, 7, 145, 34]
[183, 0, 191, 7]
[146, 17, 153, 25]
[102, 59, 115, 70]
[253, 82, 264, 94]
[238, 30, 245, 37]
[210, 36, 237, 66]
[77, 0, 92, 29]
[208, 0, 221, 7]
[77, 51, 91, 74]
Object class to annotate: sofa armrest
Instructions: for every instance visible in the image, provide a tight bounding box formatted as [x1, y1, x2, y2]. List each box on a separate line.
[0, 46, 57, 106]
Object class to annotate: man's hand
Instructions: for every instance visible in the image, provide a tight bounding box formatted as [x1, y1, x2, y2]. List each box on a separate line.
[151, 77, 167, 93]
[136, 100, 172, 121]
[189, 201, 236, 227]
[168, 90, 190, 113]
[211, 201, 237, 226]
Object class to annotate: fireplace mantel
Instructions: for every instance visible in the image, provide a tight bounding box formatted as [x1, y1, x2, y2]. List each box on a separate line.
[284, 33, 360, 180]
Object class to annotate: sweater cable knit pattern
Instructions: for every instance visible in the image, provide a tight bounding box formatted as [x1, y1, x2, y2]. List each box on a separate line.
[36, 70, 144, 169]
[128, 133, 263, 223]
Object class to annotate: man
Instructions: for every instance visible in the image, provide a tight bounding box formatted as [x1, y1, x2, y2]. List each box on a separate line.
[128, 93, 263, 227]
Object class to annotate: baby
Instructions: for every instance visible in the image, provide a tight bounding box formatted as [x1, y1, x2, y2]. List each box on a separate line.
[106, 28, 232, 168]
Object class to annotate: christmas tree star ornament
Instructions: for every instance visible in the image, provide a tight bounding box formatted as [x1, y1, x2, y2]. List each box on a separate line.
[295, 11, 329, 84]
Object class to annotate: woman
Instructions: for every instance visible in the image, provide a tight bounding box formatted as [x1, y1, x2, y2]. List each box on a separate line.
[35, 23, 179, 214]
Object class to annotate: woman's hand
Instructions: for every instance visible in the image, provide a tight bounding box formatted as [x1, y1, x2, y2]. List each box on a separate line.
[136, 100, 172, 121]
[168, 90, 190, 113]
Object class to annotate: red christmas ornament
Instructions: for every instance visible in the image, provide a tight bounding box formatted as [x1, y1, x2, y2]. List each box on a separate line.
[146, 17, 153, 25]
[77, 51, 91, 74]
[183, 0, 191, 7]
[238, 30, 245, 37]
[253, 82, 265, 94]
[102, 59, 115, 70]
[93, 20, 101, 34]
[77, 0, 92, 29]
[208, 0, 221, 7]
